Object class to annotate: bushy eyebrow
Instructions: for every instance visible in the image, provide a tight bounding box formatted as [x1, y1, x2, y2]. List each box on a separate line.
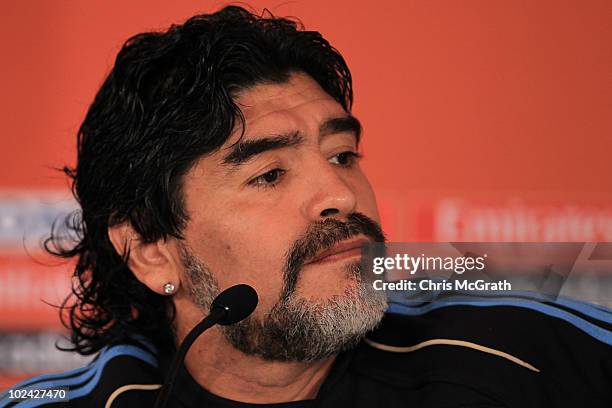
[319, 115, 361, 144]
[222, 132, 303, 166]
[221, 114, 362, 167]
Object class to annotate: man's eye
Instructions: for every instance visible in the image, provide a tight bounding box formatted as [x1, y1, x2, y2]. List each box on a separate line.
[249, 168, 286, 189]
[329, 151, 363, 167]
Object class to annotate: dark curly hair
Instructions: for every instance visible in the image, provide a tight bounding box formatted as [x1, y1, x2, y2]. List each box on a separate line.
[45, 5, 354, 355]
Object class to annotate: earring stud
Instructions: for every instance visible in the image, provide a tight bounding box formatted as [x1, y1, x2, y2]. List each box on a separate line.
[163, 282, 176, 295]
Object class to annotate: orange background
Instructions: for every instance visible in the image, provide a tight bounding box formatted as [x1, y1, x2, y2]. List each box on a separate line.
[2, 0, 611, 196]
[0, 0, 611, 386]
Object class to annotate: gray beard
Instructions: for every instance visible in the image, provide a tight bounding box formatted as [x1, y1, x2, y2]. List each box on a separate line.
[181, 247, 387, 362]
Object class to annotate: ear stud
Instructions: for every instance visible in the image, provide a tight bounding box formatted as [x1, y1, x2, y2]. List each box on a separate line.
[163, 282, 176, 295]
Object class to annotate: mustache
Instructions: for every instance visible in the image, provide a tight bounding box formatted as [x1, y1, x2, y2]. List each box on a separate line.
[281, 213, 386, 299]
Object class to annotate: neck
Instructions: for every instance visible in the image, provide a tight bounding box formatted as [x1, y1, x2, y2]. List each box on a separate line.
[172, 308, 337, 404]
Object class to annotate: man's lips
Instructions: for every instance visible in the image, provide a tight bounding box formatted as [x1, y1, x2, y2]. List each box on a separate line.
[304, 238, 371, 265]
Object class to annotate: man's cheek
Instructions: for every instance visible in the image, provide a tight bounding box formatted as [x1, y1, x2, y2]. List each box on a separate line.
[225, 241, 287, 312]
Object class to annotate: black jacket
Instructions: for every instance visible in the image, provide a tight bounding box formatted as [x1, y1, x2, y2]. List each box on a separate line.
[2, 295, 610, 407]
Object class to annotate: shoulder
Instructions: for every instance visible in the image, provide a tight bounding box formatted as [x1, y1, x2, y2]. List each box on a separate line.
[356, 294, 612, 408]
[0, 338, 163, 408]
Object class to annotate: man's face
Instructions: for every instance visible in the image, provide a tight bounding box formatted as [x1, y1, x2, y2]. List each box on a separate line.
[178, 71, 386, 360]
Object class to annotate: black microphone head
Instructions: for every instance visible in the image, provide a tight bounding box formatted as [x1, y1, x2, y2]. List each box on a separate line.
[211, 284, 258, 325]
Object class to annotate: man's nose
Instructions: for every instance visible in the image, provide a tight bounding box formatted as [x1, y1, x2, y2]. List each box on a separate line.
[301, 163, 357, 221]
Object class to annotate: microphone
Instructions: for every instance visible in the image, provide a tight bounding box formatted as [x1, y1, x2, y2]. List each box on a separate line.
[212, 284, 259, 325]
[154, 284, 258, 408]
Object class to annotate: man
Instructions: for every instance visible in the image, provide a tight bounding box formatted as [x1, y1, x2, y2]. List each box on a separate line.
[1, 6, 610, 408]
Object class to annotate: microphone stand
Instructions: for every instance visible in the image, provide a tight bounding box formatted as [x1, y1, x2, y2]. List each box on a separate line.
[154, 307, 226, 408]
[153, 284, 257, 408]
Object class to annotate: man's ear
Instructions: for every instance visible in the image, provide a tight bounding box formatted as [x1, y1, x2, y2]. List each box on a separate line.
[108, 223, 182, 296]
